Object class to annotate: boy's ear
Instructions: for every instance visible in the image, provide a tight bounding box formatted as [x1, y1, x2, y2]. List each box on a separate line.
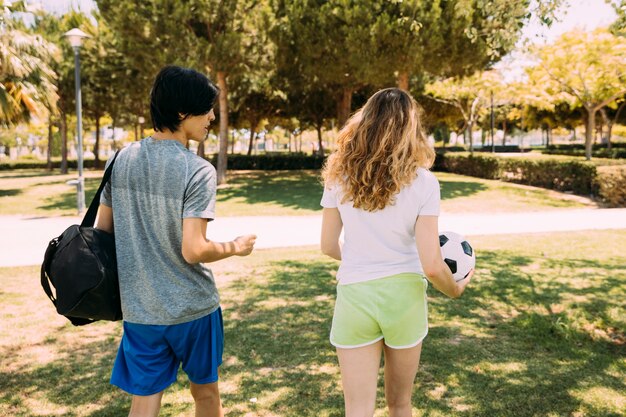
[178, 113, 189, 121]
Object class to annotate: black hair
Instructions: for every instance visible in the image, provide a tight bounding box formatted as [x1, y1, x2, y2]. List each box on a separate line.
[149, 65, 219, 132]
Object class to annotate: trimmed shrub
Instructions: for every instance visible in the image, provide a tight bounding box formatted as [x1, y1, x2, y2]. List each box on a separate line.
[0, 159, 100, 171]
[206, 153, 327, 170]
[544, 143, 626, 159]
[499, 158, 597, 194]
[594, 166, 626, 207]
[475, 145, 529, 153]
[441, 153, 601, 196]
[442, 153, 501, 179]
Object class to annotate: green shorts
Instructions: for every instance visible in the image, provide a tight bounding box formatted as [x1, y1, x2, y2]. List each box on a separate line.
[330, 273, 428, 349]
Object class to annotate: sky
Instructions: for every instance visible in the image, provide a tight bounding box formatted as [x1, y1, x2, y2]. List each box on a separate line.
[522, 0, 616, 43]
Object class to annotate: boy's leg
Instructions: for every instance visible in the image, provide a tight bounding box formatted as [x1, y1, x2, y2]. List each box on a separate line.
[128, 391, 164, 417]
[336, 340, 383, 417]
[383, 343, 422, 417]
[190, 381, 223, 417]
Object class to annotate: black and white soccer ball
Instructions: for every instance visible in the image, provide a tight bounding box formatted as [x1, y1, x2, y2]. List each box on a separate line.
[439, 231, 475, 282]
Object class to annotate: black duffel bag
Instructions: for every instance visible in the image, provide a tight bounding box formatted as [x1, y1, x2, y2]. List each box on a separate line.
[41, 151, 122, 326]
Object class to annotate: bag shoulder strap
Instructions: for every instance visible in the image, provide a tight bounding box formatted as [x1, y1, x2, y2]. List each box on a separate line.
[81, 150, 121, 227]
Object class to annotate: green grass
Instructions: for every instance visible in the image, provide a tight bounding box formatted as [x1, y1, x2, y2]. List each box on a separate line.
[0, 169, 596, 217]
[1, 230, 624, 416]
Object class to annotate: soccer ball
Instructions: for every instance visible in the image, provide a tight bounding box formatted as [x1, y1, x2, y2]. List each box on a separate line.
[439, 231, 475, 282]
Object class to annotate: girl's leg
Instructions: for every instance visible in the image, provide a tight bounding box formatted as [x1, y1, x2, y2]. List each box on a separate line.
[383, 343, 423, 417]
[336, 340, 384, 417]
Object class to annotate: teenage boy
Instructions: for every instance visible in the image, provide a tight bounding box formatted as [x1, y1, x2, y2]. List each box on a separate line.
[96, 65, 256, 417]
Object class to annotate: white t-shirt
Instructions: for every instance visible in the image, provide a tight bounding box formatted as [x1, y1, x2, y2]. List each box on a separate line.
[321, 167, 440, 285]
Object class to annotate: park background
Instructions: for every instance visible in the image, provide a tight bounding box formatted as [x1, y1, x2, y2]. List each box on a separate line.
[1, 0, 625, 416]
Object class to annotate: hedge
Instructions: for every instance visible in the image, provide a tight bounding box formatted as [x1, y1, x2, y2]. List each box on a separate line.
[498, 158, 597, 194]
[441, 153, 626, 206]
[543, 148, 626, 159]
[441, 154, 501, 179]
[543, 143, 626, 159]
[206, 153, 326, 170]
[0, 159, 101, 171]
[594, 166, 626, 207]
[3, 152, 625, 207]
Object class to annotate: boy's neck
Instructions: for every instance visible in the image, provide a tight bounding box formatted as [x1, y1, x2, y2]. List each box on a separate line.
[152, 130, 188, 148]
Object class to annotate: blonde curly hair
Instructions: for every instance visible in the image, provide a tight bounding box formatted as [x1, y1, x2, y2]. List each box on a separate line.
[322, 88, 435, 212]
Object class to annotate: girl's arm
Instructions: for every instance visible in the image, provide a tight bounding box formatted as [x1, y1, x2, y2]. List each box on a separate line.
[414, 215, 472, 298]
[321, 208, 343, 260]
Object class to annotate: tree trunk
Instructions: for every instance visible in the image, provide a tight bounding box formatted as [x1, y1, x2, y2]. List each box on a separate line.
[584, 107, 595, 160]
[397, 70, 409, 91]
[230, 129, 235, 154]
[94, 115, 101, 169]
[467, 121, 474, 155]
[337, 87, 353, 129]
[216, 71, 229, 185]
[288, 131, 292, 153]
[600, 108, 611, 149]
[502, 120, 507, 146]
[247, 122, 257, 156]
[610, 101, 626, 151]
[316, 123, 324, 156]
[546, 126, 551, 147]
[134, 122, 139, 141]
[61, 113, 68, 174]
[47, 116, 53, 171]
[197, 141, 205, 158]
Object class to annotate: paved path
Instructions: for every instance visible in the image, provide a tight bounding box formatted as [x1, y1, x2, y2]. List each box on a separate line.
[1, 208, 626, 267]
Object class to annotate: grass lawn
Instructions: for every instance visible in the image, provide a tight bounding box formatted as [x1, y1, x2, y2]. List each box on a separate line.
[1, 230, 624, 416]
[0, 169, 596, 217]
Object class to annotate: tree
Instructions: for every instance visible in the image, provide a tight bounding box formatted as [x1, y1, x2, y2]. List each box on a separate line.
[0, 1, 58, 130]
[183, 0, 267, 183]
[96, 0, 195, 146]
[527, 28, 626, 159]
[426, 71, 502, 153]
[271, 0, 381, 127]
[367, 0, 562, 90]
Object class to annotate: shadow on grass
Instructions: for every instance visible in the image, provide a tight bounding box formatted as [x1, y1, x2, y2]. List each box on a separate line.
[222, 252, 625, 416]
[3, 250, 623, 416]
[0, 171, 57, 180]
[418, 250, 626, 416]
[218, 172, 322, 212]
[439, 180, 488, 200]
[0, 327, 129, 417]
[0, 189, 22, 197]
[222, 259, 344, 416]
[37, 178, 101, 212]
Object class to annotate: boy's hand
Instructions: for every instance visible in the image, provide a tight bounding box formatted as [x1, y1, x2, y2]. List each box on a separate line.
[234, 234, 257, 256]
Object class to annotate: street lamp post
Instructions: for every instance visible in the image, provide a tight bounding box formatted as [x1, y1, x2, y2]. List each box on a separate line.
[138, 116, 145, 139]
[64, 28, 90, 214]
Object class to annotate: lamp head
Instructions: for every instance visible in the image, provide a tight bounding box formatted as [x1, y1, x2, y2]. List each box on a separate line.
[63, 28, 90, 48]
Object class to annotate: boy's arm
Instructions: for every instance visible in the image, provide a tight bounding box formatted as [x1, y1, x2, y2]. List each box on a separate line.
[182, 217, 256, 264]
[95, 204, 114, 233]
[320, 208, 342, 260]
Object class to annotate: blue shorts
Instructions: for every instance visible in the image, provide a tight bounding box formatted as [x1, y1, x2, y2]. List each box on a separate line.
[111, 307, 224, 396]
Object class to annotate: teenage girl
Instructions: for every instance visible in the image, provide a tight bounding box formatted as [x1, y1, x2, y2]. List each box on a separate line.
[320, 88, 473, 417]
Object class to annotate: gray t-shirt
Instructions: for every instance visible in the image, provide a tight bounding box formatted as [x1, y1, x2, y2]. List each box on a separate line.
[101, 137, 219, 325]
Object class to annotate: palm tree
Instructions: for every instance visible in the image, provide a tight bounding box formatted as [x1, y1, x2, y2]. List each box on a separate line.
[0, 3, 58, 127]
